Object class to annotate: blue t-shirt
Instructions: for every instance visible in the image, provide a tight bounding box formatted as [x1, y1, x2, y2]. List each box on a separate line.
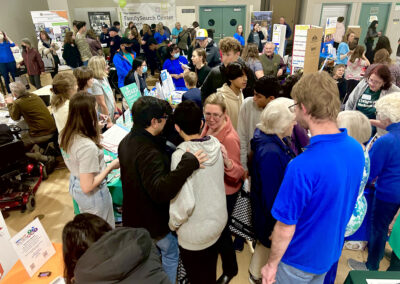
[162, 56, 188, 88]
[336, 42, 349, 65]
[0, 41, 16, 63]
[271, 129, 365, 274]
[234, 33, 245, 46]
[182, 88, 202, 109]
[154, 32, 168, 44]
[369, 122, 400, 204]
[172, 27, 183, 37]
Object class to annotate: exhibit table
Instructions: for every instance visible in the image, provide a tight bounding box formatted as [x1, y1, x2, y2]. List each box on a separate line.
[0, 243, 63, 284]
[344, 270, 400, 284]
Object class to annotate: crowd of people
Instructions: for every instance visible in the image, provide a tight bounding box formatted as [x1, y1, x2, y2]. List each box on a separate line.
[1, 16, 400, 284]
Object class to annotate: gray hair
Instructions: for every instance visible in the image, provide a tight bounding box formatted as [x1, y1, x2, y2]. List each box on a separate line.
[257, 97, 295, 137]
[9, 82, 28, 97]
[375, 92, 400, 123]
[264, 41, 275, 48]
[21, 38, 32, 47]
[337, 110, 371, 144]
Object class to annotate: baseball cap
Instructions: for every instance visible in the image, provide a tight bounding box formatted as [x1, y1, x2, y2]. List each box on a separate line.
[109, 26, 119, 32]
[195, 29, 208, 40]
[101, 24, 108, 29]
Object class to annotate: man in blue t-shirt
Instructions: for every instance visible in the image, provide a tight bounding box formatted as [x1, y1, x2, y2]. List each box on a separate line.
[261, 72, 365, 284]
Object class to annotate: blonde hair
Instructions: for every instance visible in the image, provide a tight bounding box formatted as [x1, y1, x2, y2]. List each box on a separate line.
[337, 110, 372, 144]
[88, 56, 107, 79]
[204, 93, 226, 113]
[375, 92, 400, 123]
[183, 72, 197, 87]
[291, 72, 340, 121]
[156, 23, 164, 35]
[257, 98, 295, 136]
[50, 73, 77, 110]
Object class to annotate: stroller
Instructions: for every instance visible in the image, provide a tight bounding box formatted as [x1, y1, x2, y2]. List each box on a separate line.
[0, 125, 44, 212]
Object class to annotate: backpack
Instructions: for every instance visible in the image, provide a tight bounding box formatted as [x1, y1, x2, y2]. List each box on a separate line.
[0, 124, 14, 145]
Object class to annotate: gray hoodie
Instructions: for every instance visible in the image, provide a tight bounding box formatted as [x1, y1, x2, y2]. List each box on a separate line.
[169, 135, 227, 251]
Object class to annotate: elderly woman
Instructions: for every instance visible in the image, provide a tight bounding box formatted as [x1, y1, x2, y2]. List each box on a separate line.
[345, 64, 400, 119]
[20, 38, 44, 89]
[347, 93, 400, 271]
[323, 110, 371, 284]
[201, 93, 244, 283]
[366, 49, 400, 88]
[248, 97, 297, 283]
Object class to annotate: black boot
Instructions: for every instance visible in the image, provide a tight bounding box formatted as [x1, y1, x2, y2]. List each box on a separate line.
[216, 274, 233, 284]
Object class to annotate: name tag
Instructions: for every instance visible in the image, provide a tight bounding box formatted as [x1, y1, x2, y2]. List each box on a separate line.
[361, 94, 371, 100]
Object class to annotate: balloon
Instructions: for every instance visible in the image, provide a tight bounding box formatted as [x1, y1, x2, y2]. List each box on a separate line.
[119, 0, 127, 8]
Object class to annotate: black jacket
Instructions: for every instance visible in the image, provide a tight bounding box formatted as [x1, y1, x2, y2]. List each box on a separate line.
[62, 43, 82, 68]
[188, 39, 221, 69]
[201, 57, 254, 102]
[247, 31, 265, 53]
[74, 227, 171, 284]
[118, 125, 199, 239]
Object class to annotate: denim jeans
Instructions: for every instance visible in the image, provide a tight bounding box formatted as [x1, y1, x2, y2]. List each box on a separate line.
[276, 262, 327, 284]
[0, 61, 16, 93]
[156, 232, 179, 283]
[69, 175, 115, 228]
[366, 196, 400, 270]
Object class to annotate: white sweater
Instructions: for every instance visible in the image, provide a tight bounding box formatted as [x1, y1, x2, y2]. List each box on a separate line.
[169, 136, 227, 251]
[237, 97, 263, 171]
[52, 100, 69, 133]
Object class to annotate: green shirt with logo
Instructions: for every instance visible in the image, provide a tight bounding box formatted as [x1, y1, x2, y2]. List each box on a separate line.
[356, 87, 381, 119]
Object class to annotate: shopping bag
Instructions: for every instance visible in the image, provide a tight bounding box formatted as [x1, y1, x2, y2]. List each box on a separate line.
[229, 180, 256, 242]
[41, 51, 54, 72]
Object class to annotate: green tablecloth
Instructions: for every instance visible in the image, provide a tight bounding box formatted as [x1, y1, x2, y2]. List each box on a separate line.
[344, 270, 400, 283]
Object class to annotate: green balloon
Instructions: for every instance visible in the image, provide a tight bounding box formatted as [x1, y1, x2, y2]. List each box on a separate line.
[119, 0, 127, 8]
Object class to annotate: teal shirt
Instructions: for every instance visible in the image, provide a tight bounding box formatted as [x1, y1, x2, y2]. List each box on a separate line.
[123, 52, 133, 65]
[356, 87, 381, 119]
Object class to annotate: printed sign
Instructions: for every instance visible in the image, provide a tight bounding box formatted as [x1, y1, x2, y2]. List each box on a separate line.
[120, 83, 141, 110]
[0, 212, 18, 281]
[272, 24, 286, 57]
[30, 11, 69, 43]
[88, 12, 111, 34]
[10, 218, 55, 277]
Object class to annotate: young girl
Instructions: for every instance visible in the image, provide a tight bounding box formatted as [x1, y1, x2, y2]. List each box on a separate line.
[60, 92, 119, 228]
[345, 45, 370, 97]
[50, 73, 78, 133]
[73, 66, 94, 91]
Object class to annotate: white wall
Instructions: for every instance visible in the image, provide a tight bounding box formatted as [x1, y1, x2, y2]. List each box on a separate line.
[0, 0, 49, 47]
[300, 0, 400, 60]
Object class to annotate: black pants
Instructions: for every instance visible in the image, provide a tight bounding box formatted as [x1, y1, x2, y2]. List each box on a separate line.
[180, 242, 219, 284]
[0, 61, 16, 93]
[365, 41, 374, 63]
[145, 49, 157, 76]
[29, 75, 42, 89]
[388, 251, 400, 271]
[216, 192, 239, 278]
[344, 79, 360, 104]
[333, 41, 339, 49]
[50, 54, 60, 78]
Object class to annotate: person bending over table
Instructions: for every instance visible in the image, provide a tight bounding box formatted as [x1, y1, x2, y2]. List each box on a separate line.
[6, 81, 56, 148]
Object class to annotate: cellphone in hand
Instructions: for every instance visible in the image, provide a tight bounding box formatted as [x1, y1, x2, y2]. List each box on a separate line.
[38, 271, 52, 277]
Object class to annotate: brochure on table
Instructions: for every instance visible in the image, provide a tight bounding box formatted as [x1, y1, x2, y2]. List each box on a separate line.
[101, 124, 129, 154]
[272, 24, 286, 57]
[9, 218, 56, 277]
[120, 82, 142, 110]
[0, 211, 18, 281]
[291, 25, 323, 74]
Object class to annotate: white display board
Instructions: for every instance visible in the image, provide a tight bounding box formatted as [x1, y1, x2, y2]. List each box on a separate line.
[291, 25, 310, 74]
[272, 24, 287, 57]
[0, 212, 18, 281]
[30, 11, 69, 44]
[119, 1, 176, 32]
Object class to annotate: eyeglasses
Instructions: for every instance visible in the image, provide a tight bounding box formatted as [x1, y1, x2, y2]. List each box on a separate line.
[288, 103, 299, 111]
[368, 77, 383, 86]
[204, 112, 223, 119]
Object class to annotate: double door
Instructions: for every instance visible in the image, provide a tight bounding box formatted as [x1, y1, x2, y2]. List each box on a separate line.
[358, 3, 391, 44]
[199, 6, 246, 43]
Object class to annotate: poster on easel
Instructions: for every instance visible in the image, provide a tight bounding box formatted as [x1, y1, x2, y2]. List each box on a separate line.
[88, 12, 111, 35]
[291, 25, 323, 74]
[0, 211, 18, 281]
[272, 24, 286, 57]
[30, 11, 69, 44]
